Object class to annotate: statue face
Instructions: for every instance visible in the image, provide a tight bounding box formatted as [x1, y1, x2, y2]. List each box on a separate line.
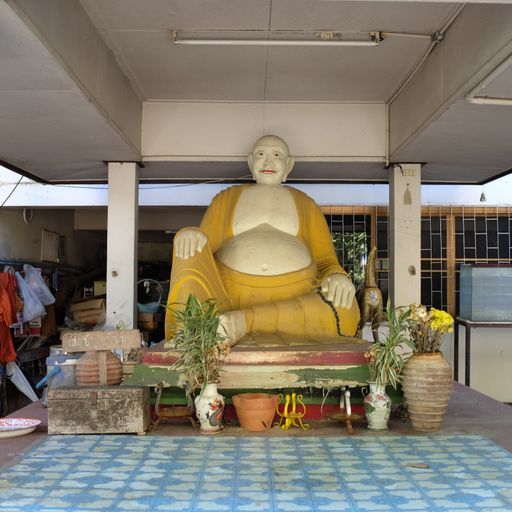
[248, 135, 295, 184]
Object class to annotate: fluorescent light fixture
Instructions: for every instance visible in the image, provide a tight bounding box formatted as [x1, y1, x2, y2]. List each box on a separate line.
[466, 54, 512, 106]
[467, 96, 512, 106]
[172, 30, 381, 47]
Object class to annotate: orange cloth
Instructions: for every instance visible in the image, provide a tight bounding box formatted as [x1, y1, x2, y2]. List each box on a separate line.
[0, 273, 20, 363]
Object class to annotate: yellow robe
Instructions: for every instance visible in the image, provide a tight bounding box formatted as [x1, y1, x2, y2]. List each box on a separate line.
[165, 185, 360, 341]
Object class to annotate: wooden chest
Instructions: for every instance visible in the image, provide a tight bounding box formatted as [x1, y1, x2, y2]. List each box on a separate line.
[48, 386, 150, 435]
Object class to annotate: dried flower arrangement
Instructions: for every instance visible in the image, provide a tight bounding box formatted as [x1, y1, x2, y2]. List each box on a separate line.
[407, 304, 454, 353]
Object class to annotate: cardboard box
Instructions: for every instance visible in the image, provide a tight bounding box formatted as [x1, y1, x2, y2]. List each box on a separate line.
[137, 312, 156, 330]
[94, 280, 106, 297]
[70, 297, 106, 326]
[28, 317, 42, 336]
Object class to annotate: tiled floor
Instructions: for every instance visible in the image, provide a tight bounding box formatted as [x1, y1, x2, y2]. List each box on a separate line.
[1, 434, 511, 511]
[1, 383, 511, 512]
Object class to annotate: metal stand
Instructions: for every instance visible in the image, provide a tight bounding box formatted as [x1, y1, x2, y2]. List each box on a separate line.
[340, 386, 354, 434]
[454, 317, 512, 387]
[150, 383, 196, 431]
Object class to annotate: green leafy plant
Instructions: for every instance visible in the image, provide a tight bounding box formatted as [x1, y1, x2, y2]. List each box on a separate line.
[170, 295, 229, 393]
[364, 301, 413, 388]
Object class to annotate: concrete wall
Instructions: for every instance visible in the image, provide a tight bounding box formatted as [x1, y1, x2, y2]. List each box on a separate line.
[142, 102, 386, 162]
[0, 208, 104, 269]
[442, 331, 512, 403]
[371, 325, 512, 403]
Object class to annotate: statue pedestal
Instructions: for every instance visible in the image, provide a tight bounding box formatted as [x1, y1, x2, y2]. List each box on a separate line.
[124, 336, 372, 431]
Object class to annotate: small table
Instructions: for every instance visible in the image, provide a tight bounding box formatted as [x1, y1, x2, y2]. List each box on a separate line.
[454, 317, 512, 387]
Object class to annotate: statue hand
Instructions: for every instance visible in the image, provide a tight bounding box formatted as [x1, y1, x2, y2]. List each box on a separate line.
[174, 229, 207, 259]
[321, 274, 356, 309]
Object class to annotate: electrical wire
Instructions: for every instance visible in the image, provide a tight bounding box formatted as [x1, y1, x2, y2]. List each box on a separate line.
[387, 3, 466, 106]
[51, 174, 254, 190]
[0, 176, 23, 208]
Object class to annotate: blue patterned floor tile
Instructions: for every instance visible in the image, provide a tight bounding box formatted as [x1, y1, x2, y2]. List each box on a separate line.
[1, 434, 512, 511]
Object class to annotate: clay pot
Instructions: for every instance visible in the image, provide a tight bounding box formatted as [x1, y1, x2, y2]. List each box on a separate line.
[401, 352, 452, 432]
[76, 351, 123, 386]
[232, 393, 279, 432]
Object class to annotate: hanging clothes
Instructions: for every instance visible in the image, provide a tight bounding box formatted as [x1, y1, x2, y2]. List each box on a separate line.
[0, 272, 20, 363]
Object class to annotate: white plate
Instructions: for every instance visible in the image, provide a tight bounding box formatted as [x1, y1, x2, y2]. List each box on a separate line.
[0, 418, 41, 439]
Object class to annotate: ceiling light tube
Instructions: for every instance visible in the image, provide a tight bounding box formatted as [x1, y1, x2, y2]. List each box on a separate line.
[465, 54, 512, 106]
[172, 31, 380, 47]
[466, 96, 512, 106]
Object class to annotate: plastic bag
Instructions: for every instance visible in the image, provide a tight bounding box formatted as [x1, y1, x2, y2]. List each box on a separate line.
[23, 264, 55, 306]
[15, 271, 46, 322]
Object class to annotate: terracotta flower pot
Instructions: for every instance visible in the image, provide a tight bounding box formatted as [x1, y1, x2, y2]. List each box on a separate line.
[232, 393, 279, 432]
[401, 352, 452, 432]
[76, 351, 123, 386]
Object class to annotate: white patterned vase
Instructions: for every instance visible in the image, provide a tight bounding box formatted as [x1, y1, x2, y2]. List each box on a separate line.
[363, 381, 391, 432]
[194, 382, 225, 434]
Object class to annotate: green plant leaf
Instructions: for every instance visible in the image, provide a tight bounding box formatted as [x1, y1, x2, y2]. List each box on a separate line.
[170, 295, 228, 393]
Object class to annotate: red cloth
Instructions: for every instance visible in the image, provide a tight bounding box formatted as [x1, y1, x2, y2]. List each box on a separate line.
[0, 273, 19, 363]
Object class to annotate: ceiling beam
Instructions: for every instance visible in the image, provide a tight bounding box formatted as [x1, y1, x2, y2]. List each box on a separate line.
[389, 4, 512, 157]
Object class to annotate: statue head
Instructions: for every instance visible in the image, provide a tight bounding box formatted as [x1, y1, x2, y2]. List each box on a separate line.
[248, 135, 295, 184]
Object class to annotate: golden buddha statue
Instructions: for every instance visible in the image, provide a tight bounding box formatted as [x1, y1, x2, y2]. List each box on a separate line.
[165, 135, 360, 345]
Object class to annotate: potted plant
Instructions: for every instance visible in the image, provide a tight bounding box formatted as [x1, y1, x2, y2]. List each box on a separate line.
[401, 304, 454, 432]
[363, 301, 412, 431]
[171, 295, 230, 433]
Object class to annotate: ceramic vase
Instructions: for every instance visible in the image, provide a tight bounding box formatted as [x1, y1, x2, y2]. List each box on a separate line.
[194, 382, 225, 434]
[401, 352, 452, 432]
[363, 381, 391, 431]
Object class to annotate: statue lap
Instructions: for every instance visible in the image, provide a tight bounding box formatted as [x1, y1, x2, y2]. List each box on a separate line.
[165, 235, 360, 343]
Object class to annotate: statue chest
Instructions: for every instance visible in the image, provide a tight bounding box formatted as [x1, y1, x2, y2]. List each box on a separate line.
[233, 186, 299, 236]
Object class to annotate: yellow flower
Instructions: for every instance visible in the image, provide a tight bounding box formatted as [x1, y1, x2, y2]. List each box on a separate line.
[429, 308, 454, 332]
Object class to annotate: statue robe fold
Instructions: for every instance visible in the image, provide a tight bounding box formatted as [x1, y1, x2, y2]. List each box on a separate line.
[165, 185, 360, 342]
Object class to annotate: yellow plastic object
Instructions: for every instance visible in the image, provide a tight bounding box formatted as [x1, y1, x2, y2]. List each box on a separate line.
[275, 392, 310, 430]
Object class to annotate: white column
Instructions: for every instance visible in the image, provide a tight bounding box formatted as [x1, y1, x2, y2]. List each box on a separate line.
[106, 162, 139, 329]
[389, 163, 421, 308]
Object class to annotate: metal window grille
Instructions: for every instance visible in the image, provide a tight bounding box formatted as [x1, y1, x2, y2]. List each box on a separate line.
[323, 206, 512, 314]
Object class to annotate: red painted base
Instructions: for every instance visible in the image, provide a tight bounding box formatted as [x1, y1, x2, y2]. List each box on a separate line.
[152, 403, 365, 424]
[144, 340, 370, 366]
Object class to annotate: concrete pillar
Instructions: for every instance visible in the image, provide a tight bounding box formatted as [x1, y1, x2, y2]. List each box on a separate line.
[389, 163, 421, 308]
[106, 162, 139, 328]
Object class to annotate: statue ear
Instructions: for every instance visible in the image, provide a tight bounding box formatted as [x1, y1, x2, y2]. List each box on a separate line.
[282, 156, 295, 182]
[247, 152, 256, 178]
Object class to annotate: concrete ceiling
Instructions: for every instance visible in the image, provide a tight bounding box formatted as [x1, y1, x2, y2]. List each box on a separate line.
[1, 0, 512, 184]
[82, 0, 453, 102]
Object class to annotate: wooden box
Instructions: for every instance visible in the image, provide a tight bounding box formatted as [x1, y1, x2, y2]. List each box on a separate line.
[69, 297, 106, 326]
[137, 312, 156, 330]
[48, 386, 150, 435]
